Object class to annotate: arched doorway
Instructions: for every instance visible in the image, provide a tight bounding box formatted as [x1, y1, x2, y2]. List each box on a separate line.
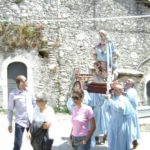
[7, 62, 27, 95]
[146, 81, 150, 105]
[1, 55, 33, 109]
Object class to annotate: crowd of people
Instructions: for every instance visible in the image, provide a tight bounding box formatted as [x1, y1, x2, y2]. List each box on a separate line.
[66, 78, 141, 150]
[7, 30, 141, 150]
[66, 30, 141, 150]
[7, 75, 55, 150]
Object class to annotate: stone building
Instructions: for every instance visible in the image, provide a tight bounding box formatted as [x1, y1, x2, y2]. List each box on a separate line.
[0, 0, 150, 109]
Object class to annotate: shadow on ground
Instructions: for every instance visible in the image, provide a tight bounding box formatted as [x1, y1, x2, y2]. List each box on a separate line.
[52, 138, 108, 150]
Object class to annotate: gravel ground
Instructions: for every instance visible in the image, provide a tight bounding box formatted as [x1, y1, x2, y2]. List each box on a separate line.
[0, 112, 150, 150]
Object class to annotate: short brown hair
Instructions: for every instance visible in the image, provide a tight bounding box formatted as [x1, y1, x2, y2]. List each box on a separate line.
[16, 75, 27, 84]
[72, 89, 84, 99]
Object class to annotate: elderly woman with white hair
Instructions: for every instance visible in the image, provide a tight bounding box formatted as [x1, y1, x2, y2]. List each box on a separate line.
[29, 92, 55, 150]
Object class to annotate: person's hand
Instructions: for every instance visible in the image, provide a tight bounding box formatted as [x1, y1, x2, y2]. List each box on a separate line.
[68, 137, 72, 145]
[103, 93, 111, 100]
[27, 131, 31, 140]
[43, 122, 50, 129]
[80, 139, 86, 145]
[8, 125, 12, 133]
[106, 94, 111, 100]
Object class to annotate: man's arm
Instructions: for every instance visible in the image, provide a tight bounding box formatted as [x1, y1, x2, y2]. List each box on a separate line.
[7, 93, 15, 133]
[32, 95, 36, 108]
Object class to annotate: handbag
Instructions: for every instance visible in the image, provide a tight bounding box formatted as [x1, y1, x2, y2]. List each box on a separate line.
[42, 132, 54, 150]
[30, 121, 54, 150]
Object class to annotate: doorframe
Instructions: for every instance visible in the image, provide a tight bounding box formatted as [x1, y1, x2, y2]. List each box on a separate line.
[144, 74, 150, 105]
[0, 55, 33, 109]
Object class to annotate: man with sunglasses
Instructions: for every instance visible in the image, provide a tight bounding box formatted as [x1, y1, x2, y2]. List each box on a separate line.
[7, 75, 36, 150]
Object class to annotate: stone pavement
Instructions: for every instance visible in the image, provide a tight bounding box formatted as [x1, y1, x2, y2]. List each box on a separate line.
[0, 112, 150, 150]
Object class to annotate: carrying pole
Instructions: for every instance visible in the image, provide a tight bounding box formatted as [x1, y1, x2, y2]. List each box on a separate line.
[106, 42, 113, 96]
[66, 68, 77, 100]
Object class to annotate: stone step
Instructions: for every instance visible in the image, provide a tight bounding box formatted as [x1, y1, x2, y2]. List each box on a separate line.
[48, 54, 57, 63]
[49, 53, 57, 56]
[138, 106, 150, 118]
[49, 58, 57, 61]
[49, 56, 57, 59]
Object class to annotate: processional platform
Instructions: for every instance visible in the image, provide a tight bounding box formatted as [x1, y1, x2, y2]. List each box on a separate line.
[86, 82, 107, 94]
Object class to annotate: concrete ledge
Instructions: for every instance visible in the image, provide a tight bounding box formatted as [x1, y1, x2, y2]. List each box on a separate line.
[138, 106, 150, 118]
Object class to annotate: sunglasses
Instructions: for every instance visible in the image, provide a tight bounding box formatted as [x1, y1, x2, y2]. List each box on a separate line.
[72, 96, 80, 100]
[36, 100, 44, 103]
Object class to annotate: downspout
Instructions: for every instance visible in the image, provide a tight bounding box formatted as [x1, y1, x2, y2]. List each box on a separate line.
[136, 57, 150, 70]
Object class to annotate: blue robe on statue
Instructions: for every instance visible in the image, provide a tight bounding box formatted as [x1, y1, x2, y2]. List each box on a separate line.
[95, 42, 117, 70]
[106, 95, 135, 150]
[125, 88, 141, 142]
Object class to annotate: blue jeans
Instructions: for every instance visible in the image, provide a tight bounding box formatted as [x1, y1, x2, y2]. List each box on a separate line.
[13, 123, 28, 150]
[72, 136, 91, 150]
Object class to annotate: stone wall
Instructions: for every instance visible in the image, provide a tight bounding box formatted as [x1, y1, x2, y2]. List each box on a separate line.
[0, 0, 150, 108]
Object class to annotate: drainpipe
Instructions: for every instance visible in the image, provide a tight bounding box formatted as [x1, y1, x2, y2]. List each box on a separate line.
[136, 57, 150, 70]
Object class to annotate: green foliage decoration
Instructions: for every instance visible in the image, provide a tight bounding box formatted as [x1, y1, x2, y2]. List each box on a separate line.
[15, 0, 24, 4]
[54, 106, 69, 114]
[0, 23, 48, 50]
